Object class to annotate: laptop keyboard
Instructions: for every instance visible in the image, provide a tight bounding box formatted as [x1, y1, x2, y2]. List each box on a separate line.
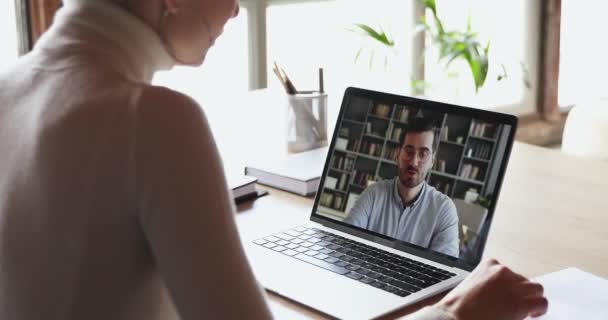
[253, 226, 457, 297]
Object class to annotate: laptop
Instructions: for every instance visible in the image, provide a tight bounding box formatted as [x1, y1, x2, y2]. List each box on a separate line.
[244, 87, 518, 319]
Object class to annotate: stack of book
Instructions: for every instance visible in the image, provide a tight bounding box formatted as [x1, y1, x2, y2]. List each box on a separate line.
[373, 103, 391, 118]
[394, 106, 410, 122]
[460, 164, 481, 181]
[244, 147, 328, 196]
[470, 121, 496, 138]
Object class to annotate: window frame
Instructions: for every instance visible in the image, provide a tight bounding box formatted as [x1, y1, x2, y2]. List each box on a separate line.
[241, 0, 333, 90]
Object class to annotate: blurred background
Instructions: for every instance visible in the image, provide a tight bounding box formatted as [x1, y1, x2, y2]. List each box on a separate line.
[3, 0, 608, 156]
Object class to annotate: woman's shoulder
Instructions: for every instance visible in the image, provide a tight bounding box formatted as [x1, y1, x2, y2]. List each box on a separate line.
[137, 85, 202, 117]
[133, 84, 214, 151]
[135, 84, 208, 131]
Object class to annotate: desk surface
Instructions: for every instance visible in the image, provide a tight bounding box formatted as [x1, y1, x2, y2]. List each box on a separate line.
[200, 90, 608, 319]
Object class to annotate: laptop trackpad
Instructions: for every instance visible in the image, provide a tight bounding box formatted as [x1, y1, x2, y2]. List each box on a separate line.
[246, 243, 404, 319]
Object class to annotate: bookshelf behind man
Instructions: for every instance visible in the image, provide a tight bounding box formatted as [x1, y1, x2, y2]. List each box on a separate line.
[317, 96, 509, 221]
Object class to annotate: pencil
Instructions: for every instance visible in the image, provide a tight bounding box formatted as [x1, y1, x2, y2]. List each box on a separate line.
[273, 67, 289, 93]
[280, 67, 297, 94]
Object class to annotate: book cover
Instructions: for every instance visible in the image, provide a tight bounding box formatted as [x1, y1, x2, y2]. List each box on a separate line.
[227, 174, 266, 204]
[244, 147, 328, 196]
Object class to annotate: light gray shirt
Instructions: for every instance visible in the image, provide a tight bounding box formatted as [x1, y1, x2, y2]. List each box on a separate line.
[345, 178, 460, 257]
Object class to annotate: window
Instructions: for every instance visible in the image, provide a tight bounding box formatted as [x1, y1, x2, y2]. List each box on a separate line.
[424, 0, 537, 113]
[558, 1, 608, 107]
[266, 0, 414, 96]
[152, 7, 249, 102]
[0, 0, 19, 71]
[154, 0, 540, 116]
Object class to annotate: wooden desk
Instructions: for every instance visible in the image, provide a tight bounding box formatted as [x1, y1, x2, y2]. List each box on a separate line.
[198, 90, 608, 318]
[234, 142, 608, 319]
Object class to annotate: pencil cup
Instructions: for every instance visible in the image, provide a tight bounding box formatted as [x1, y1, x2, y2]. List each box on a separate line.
[286, 92, 328, 153]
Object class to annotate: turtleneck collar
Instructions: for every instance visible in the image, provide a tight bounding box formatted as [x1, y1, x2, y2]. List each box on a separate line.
[36, 0, 175, 83]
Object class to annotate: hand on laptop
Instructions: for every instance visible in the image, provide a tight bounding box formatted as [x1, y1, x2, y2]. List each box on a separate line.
[435, 259, 548, 320]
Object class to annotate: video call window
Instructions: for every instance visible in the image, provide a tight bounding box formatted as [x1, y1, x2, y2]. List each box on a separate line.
[316, 95, 512, 263]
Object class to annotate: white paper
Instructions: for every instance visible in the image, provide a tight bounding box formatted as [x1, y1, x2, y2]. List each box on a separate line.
[268, 299, 313, 320]
[527, 268, 608, 320]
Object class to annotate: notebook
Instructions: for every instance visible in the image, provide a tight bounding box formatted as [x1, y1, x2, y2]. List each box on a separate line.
[227, 174, 266, 204]
[529, 268, 608, 320]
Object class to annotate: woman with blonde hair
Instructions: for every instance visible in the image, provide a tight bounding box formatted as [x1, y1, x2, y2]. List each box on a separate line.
[0, 0, 546, 319]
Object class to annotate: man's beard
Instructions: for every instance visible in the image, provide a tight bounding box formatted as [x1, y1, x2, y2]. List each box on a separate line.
[398, 165, 425, 188]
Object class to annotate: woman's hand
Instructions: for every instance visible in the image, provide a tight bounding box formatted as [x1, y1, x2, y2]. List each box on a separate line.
[436, 259, 548, 320]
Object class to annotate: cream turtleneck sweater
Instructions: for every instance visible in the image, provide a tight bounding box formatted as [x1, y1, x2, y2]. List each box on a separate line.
[0, 1, 453, 319]
[0, 0, 272, 319]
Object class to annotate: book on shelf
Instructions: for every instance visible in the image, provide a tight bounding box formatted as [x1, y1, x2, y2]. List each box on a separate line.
[351, 139, 361, 152]
[319, 191, 346, 211]
[460, 164, 481, 181]
[336, 137, 348, 150]
[331, 156, 346, 170]
[365, 122, 372, 134]
[331, 154, 354, 171]
[338, 127, 349, 137]
[334, 194, 344, 209]
[244, 147, 328, 196]
[352, 170, 377, 187]
[442, 126, 449, 141]
[467, 143, 492, 160]
[374, 103, 391, 118]
[391, 127, 403, 141]
[324, 176, 338, 189]
[319, 192, 334, 207]
[337, 173, 348, 191]
[461, 164, 470, 179]
[470, 121, 497, 139]
[383, 146, 398, 161]
[471, 166, 480, 180]
[434, 159, 447, 172]
[368, 143, 382, 157]
[432, 181, 451, 195]
[395, 107, 409, 122]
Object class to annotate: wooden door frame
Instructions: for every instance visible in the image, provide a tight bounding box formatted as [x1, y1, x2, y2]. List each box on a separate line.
[28, 0, 62, 44]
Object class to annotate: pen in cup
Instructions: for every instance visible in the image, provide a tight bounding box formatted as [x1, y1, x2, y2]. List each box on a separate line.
[319, 67, 324, 93]
[272, 62, 326, 95]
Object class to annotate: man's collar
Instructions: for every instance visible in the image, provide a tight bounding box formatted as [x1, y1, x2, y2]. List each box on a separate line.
[393, 178, 426, 208]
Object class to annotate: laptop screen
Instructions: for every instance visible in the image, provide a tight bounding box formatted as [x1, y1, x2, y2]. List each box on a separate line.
[311, 87, 517, 271]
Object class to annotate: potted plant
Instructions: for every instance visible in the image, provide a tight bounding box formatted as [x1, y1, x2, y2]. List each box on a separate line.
[351, 0, 529, 98]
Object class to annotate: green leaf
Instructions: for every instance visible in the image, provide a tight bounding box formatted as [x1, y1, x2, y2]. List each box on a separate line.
[354, 47, 363, 63]
[422, 0, 437, 16]
[497, 63, 508, 81]
[411, 78, 431, 96]
[422, 8, 491, 92]
[353, 23, 395, 47]
[462, 45, 489, 92]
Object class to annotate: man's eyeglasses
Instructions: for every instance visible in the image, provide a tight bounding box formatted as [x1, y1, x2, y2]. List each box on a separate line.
[400, 146, 432, 163]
